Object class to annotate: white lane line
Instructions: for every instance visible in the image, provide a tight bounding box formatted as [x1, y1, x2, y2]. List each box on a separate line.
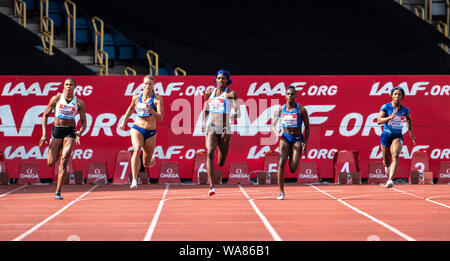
[12, 185, 99, 241]
[382, 185, 450, 209]
[425, 197, 450, 209]
[238, 185, 282, 241]
[143, 184, 170, 241]
[311, 185, 416, 241]
[391, 187, 424, 199]
[0, 185, 28, 198]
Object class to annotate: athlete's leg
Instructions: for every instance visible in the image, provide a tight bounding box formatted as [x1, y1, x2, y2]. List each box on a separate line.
[142, 134, 157, 168]
[55, 137, 75, 194]
[288, 141, 303, 174]
[47, 138, 63, 167]
[206, 132, 219, 189]
[388, 138, 403, 181]
[217, 133, 231, 167]
[382, 144, 392, 175]
[130, 129, 144, 183]
[277, 137, 291, 195]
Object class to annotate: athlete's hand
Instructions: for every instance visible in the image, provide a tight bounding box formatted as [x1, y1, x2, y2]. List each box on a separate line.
[39, 135, 47, 147]
[201, 122, 206, 132]
[302, 142, 308, 157]
[271, 129, 281, 138]
[74, 132, 81, 145]
[410, 133, 416, 146]
[119, 123, 125, 131]
[390, 107, 399, 120]
[146, 104, 156, 115]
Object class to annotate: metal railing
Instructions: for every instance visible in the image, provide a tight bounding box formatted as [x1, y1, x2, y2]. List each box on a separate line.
[13, 0, 26, 28]
[437, 21, 449, 52]
[64, 0, 76, 48]
[124, 66, 137, 76]
[96, 50, 109, 75]
[92, 16, 104, 64]
[146, 50, 159, 76]
[447, 0, 449, 36]
[40, 0, 48, 32]
[414, 5, 426, 20]
[174, 67, 187, 76]
[40, 16, 54, 55]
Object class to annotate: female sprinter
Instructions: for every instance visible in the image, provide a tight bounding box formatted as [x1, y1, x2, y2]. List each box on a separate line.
[377, 86, 415, 188]
[119, 75, 163, 189]
[271, 86, 309, 200]
[39, 78, 87, 200]
[201, 69, 240, 196]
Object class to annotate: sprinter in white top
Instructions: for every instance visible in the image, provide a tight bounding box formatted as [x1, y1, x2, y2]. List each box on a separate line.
[201, 69, 240, 196]
[39, 78, 87, 200]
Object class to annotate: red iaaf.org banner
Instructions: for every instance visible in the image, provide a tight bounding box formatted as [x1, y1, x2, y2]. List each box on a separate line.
[0, 75, 449, 181]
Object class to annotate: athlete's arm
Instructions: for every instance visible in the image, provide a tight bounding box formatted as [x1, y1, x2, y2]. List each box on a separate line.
[300, 107, 310, 155]
[377, 107, 398, 125]
[148, 96, 164, 122]
[405, 113, 416, 145]
[201, 100, 210, 132]
[229, 90, 240, 120]
[119, 95, 138, 130]
[75, 99, 87, 145]
[271, 106, 282, 137]
[39, 94, 59, 146]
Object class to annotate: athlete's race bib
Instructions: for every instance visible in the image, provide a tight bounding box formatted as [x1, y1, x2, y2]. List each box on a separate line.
[136, 103, 151, 117]
[57, 104, 76, 119]
[209, 98, 225, 113]
[388, 115, 405, 129]
[281, 114, 298, 127]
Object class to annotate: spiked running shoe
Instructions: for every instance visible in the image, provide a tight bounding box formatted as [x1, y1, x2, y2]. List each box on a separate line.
[54, 192, 63, 200]
[130, 179, 138, 189]
[208, 187, 216, 196]
[385, 180, 394, 188]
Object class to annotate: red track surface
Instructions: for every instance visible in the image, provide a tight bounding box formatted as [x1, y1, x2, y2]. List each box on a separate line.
[0, 183, 449, 241]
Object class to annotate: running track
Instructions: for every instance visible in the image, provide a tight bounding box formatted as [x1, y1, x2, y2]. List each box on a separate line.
[0, 183, 449, 241]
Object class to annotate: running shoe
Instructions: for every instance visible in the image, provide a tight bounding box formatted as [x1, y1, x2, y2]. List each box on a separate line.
[277, 192, 285, 200]
[54, 192, 63, 200]
[385, 180, 394, 188]
[208, 187, 216, 196]
[130, 179, 138, 189]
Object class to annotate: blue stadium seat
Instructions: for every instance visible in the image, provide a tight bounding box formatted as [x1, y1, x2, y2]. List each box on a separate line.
[159, 67, 169, 75]
[136, 47, 147, 60]
[24, 0, 35, 11]
[115, 33, 134, 60]
[49, 1, 63, 28]
[76, 17, 89, 44]
[103, 33, 116, 60]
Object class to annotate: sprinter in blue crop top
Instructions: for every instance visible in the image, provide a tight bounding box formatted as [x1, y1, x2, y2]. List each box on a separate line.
[271, 86, 310, 200]
[119, 75, 164, 189]
[377, 86, 416, 188]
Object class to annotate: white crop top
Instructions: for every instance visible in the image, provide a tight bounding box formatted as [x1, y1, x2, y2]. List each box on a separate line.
[55, 94, 78, 120]
[208, 88, 232, 114]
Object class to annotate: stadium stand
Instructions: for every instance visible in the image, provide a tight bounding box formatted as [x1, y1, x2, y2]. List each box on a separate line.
[0, 0, 449, 75]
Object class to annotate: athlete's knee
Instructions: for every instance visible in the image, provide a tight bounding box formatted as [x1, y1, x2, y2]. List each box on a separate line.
[391, 153, 400, 160]
[278, 158, 288, 168]
[132, 146, 142, 155]
[218, 157, 226, 167]
[142, 156, 153, 168]
[289, 162, 299, 173]
[206, 149, 215, 159]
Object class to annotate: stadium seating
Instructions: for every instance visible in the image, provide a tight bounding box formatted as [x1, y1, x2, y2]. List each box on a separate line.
[115, 33, 134, 61]
[76, 16, 89, 44]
